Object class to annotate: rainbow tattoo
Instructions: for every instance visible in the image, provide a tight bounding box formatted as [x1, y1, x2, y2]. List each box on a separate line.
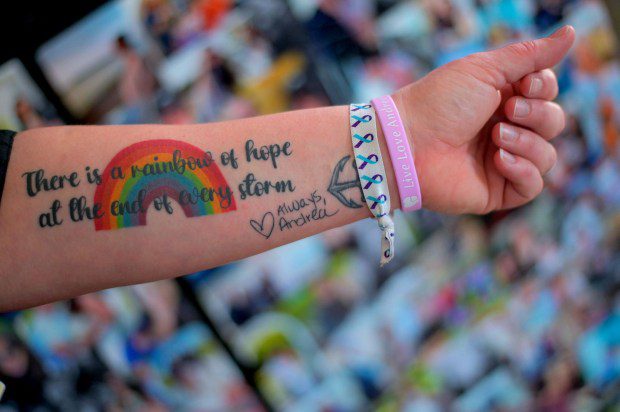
[93, 139, 235, 230]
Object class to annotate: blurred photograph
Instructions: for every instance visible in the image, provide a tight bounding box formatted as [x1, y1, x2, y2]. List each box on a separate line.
[1, 0, 619, 411]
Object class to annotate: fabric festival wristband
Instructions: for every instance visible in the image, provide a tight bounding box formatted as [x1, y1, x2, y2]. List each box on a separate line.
[371, 95, 422, 212]
[349, 103, 395, 266]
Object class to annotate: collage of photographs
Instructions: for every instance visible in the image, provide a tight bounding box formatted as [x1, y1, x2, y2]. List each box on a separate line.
[1, 0, 619, 411]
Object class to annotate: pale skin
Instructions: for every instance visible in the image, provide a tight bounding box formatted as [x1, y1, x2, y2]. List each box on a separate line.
[0, 27, 575, 311]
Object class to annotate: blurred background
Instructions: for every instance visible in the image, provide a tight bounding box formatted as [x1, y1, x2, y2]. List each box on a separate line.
[1, 0, 620, 411]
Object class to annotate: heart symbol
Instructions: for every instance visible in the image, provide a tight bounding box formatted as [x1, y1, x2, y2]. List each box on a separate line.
[250, 212, 275, 239]
[403, 196, 419, 209]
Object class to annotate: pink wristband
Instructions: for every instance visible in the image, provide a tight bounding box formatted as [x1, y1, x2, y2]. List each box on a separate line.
[371, 95, 422, 212]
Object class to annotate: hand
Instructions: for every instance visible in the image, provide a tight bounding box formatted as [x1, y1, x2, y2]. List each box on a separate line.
[393, 26, 575, 214]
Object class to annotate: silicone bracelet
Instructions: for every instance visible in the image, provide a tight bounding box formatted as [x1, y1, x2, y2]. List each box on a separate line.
[371, 95, 422, 212]
[349, 103, 395, 266]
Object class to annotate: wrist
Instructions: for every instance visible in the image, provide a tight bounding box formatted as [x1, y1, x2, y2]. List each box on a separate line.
[389, 90, 432, 211]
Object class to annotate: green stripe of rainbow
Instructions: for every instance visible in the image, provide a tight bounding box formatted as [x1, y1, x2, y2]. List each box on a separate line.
[93, 139, 235, 230]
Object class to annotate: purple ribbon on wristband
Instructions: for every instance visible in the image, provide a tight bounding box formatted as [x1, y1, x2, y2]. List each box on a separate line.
[371, 95, 422, 212]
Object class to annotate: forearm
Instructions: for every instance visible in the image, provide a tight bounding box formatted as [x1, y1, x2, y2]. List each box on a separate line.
[0, 105, 401, 310]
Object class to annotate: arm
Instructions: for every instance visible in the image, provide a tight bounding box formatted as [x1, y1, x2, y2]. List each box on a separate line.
[0, 27, 574, 310]
[0, 106, 383, 310]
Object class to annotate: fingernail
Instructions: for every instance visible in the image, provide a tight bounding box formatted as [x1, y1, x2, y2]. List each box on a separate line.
[514, 99, 531, 118]
[500, 124, 519, 142]
[529, 77, 543, 95]
[500, 148, 517, 164]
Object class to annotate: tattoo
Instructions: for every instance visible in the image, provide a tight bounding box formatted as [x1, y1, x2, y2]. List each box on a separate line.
[327, 155, 364, 208]
[93, 140, 235, 230]
[245, 139, 292, 169]
[250, 212, 275, 239]
[249, 190, 339, 239]
[22, 169, 80, 197]
[23, 138, 298, 229]
[277, 191, 338, 231]
[238, 173, 295, 199]
[38, 199, 63, 227]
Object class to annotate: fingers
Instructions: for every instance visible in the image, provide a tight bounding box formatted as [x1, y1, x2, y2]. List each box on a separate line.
[493, 149, 544, 209]
[471, 25, 575, 88]
[492, 120, 561, 210]
[519, 69, 558, 100]
[492, 123, 557, 174]
[504, 97, 565, 139]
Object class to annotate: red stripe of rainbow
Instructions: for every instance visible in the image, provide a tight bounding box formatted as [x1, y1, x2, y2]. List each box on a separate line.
[93, 139, 235, 230]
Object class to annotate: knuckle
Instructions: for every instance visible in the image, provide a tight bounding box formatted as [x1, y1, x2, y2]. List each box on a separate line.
[533, 184, 544, 198]
[530, 173, 544, 198]
[544, 144, 558, 173]
[543, 68, 558, 83]
[547, 77, 559, 99]
[549, 145, 558, 167]
[522, 41, 539, 55]
[525, 164, 538, 181]
[558, 107, 566, 133]
[509, 41, 538, 58]
[543, 102, 566, 138]
[536, 176, 544, 195]
[550, 85, 559, 100]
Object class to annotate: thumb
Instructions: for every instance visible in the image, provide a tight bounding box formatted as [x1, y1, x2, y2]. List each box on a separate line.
[472, 25, 575, 88]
